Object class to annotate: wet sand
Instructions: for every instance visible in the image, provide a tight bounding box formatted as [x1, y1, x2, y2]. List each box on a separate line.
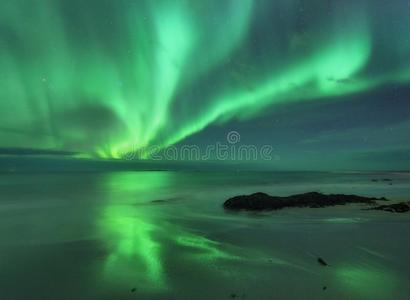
[0, 171, 409, 299]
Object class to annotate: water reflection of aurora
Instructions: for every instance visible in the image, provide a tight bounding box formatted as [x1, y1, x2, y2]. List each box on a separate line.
[97, 172, 240, 292]
[96, 172, 403, 298]
[99, 204, 167, 291]
[334, 264, 397, 299]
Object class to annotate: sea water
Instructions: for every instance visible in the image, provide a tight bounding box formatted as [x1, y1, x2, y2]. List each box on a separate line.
[0, 171, 409, 300]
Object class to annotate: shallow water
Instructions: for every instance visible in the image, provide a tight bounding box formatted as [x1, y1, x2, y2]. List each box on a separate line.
[0, 171, 409, 300]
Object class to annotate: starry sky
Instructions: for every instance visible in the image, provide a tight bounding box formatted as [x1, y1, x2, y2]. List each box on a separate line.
[0, 0, 409, 170]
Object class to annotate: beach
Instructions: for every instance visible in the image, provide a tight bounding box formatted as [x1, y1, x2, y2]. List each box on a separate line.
[0, 171, 409, 300]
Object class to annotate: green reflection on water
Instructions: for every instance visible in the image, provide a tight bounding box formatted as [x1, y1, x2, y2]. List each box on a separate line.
[100, 205, 167, 291]
[176, 235, 239, 261]
[98, 172, 171, 291]
[335, 264, 397, 299]
[97, 172, 239, 293]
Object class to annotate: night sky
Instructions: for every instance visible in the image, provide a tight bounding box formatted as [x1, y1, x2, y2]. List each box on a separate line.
[1, 0, 409, 170]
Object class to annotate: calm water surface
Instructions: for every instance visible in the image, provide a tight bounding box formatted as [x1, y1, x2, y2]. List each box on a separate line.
[0, 171, 409, 300]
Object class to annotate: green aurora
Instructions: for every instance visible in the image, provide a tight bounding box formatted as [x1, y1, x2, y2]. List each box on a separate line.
[1, 0, 409, 159]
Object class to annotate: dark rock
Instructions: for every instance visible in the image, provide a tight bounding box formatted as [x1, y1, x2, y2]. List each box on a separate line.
[323, 286, 327, 291]
[368, 202, 410, 213]
[131, 288, 136, 293]
[230, 293, 237, 298]
[371, 179, 379, 182]
[318, 257, 329, 266]
[223, 192, 385, 211]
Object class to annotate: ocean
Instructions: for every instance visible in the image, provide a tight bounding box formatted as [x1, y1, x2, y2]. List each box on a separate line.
[0, 171, 409, 299]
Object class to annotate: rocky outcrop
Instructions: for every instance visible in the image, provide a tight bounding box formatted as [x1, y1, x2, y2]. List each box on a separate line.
[223, 192, 387, 211]
[368, 202, 410, 213]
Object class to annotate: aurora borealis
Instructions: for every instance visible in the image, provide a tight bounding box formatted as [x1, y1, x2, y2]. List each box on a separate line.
[1, 0, 410, 169]
[1, 2, 410, 297]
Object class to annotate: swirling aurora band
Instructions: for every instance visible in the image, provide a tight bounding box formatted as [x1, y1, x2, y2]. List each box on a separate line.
[0, 0, 409, 158]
